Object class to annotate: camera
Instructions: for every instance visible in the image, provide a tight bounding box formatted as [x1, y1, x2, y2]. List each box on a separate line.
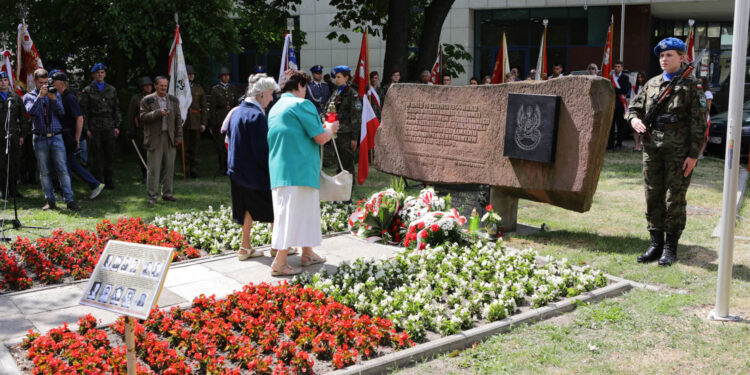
[47, 82, 57, 94]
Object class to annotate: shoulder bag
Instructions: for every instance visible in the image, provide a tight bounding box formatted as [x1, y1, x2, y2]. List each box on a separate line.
[319, 137, 353, 202]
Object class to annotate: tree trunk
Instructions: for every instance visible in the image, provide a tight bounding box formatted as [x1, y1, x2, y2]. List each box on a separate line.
[415, 0, 454, 76]
[382, 0, 410, 83]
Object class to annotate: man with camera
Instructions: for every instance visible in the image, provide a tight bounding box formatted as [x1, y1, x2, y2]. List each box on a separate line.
[22, 69, 80, 211]
[0, 71, 29, 199]
[139, 76, 183, 205]
[79, 63, 121, 190]
[50, 70, 105, 200]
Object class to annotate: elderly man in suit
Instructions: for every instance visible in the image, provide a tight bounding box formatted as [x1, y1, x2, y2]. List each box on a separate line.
[139, 76, 183, 205]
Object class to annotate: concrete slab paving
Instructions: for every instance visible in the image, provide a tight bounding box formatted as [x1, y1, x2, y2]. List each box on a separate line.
[0, 316, 35, 342]
[0, 297, 22, 317]
[163, 264, 225, 287]
[26, 305, 121, 334]
[9, 284, 84, 315]
[168, 276, 245, 302]
[155, 287, 188, 308]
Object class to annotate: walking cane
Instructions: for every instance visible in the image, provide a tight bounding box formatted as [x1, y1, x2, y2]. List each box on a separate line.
[130, 139, 148, 172]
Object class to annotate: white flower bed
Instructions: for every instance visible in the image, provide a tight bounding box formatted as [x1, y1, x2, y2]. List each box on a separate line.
[153, 203, 353, 254]
[297, 240, 607, 341]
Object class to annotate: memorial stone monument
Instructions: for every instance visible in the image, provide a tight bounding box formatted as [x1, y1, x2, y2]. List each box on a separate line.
[374, 76, 615, 231]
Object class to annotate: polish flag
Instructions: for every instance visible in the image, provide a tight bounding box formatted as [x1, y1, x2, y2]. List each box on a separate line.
[686, 19, 695, 63]
[16, 22, 43, 92]
[168, 24, 192, 124]
[428, 45, 442, 85]
[1, 50, 23, 96]
[535, 20, 548, 80]
[356, 30, 380, 185]
[278, 32, 298, 84]
[354, 31, 369, 98]
[368, 86, 381, 109]
[601, 16, 613, 79]
[491, 33, 509, 83]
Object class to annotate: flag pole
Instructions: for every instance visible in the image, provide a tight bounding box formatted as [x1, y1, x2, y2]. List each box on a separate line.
[619, 0, 625, 62]
[172, 12, 187, 179]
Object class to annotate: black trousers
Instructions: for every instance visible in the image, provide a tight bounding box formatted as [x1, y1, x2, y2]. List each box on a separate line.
[90, 128, 116, 185]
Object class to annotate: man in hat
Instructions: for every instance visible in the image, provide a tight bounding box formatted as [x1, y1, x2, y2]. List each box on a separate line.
[79, 62, 121, 189]
[626, 37, 708, 267]
[184, 65, 207, 178]
[324, 65, 361, 194]
[0, 71, 29, 199]
[23, 69, 81, 211]
[51, 71, 105, 200]
[307, 65, 330, 114]
[209, 67, 236, 175]
[127, 77, 153, 183]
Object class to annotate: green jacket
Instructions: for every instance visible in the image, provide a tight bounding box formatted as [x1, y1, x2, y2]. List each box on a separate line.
[209, 83, 237, 130]
[0, 90, 30, 138]
[79, 81, 121, 131]
[127, 92, 147, 138]
[185, 81, 207, 130]
[625, 67, 707, 159]
[324, 85, 362, 140]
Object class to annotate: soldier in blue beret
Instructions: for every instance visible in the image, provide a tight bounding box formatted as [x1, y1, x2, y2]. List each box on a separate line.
[626, 37, 707, 266]
[0, 70, 29, 199]
[306, 65, 330, 115]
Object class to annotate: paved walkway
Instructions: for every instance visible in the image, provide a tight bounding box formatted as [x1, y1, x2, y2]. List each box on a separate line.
[0, 235, 396, 344]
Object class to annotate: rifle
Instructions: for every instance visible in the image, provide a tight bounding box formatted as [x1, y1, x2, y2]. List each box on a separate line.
[640, 50, 706, 140]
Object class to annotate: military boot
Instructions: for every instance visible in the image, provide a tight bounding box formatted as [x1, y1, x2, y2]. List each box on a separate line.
[658, 233, 679, 266]
[637, 230, 664, 263]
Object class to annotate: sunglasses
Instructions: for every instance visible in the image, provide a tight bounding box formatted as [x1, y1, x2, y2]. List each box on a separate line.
[588, 68, 597, 71]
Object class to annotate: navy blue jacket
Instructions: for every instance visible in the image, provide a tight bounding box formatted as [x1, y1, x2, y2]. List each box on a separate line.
[227, 100, 271, 190]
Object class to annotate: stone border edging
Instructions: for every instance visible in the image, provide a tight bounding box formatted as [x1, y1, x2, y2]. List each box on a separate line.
[327, 280, 632, 375]
[0, 342, 20, 375]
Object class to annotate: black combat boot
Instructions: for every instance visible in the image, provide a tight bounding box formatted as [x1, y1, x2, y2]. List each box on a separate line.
[658, 233, 679, 266]
[637, 230, 664, 263]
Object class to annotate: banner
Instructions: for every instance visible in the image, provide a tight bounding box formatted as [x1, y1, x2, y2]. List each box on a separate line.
[356, 30, 380, 185]
[601, 16, 613, 79]
[491, 33, 509, 83]
[1, 50, 22, 96]
[167, 24, 192, 124]
[429, 45, 442, 85]
[278, 32, 298, 84]
[16, 22, 44, 92]
[535, 20, 548, 80]
[686, 19, 695, 63]
[355, 30, 369, 98]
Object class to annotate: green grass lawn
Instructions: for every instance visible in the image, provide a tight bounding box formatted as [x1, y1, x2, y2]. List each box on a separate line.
[393, 151, 750, 375]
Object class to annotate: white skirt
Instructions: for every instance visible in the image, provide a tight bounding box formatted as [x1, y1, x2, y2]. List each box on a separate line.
[271, 186, 322, 249]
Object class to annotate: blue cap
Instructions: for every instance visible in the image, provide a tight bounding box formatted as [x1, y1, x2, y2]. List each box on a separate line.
[331, 65, 351, 76]
[91, 63, 107, 73]
[654, 37, 686, 56]
[0, 71, 8, 79]
[252, 65, 265, 74]
[311, 65, 323, 73]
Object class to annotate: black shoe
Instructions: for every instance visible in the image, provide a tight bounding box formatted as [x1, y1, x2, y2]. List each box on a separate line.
[41, 201, 57, 210]
[189, 172, 198, 179]
[658, 233, 679, 266]
[67, 201, 81, 211]
[637, 230, 664, 263]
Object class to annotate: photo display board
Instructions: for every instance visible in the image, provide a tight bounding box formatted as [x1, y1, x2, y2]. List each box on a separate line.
[79, 240, 174, 320]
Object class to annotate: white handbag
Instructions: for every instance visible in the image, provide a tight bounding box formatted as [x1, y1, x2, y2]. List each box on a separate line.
[319, 138, 353, 202]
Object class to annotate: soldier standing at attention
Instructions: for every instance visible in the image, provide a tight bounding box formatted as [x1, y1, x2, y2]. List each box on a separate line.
[324, 65, 361, 194]
[127, 77, 153, 183]
[79, 63, 121, 189]
[626, 37, 707, 266]
[184, 65, 207, 178]
[0, 71, 29, 199]
[209, 67, 236, 175]
[307, 65, 330, 114]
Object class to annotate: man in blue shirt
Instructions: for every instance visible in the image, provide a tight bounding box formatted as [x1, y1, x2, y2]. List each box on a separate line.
[23, 69, 80, 211]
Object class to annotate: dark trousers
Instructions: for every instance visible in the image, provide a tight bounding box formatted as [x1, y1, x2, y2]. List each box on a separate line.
[183, 128, 200, 174]
[90, 128, 115, 185]
[66, 152, 100, 189]
[20, 139, 36, 183]
[0, 138, 20, 196]
[210, 127, 227, 173]
[609, 108, 627, 148]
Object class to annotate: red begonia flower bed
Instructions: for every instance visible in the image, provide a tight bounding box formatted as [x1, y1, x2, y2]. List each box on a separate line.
[17, 283, 413, 374]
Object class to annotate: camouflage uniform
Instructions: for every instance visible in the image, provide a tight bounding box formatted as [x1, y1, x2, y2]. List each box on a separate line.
[323, 85, 362, 179]
[0, 90, 30, 197]
[626, 63, 707, 265]
[209, 82, 237, 173]
[80, 81, 121, 187]
[127, 91, 148, 182]
[184, 81, 207, 177]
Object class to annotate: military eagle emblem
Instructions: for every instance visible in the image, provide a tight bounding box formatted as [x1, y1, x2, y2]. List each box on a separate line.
[514, 104, 542, 151]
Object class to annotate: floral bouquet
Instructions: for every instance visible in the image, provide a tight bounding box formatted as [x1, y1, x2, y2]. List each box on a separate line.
[349, 189, 404, 243]
[403, 209, 467, 250]
[481, 204, 503, 238]
[398, 187, 447, 224]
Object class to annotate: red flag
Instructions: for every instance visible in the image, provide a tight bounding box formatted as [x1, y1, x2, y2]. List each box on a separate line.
[491, 33, 509, 83]
[428, 45, 442, 85]
[355, 31, 369, 98]
[16, 22, 43, 92]
[686, 19, 695, 63]
[1, 50, 23, 97]
[601, 16, 613, 79]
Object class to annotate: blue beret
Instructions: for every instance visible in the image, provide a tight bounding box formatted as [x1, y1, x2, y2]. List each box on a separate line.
[0, 71, 8, 79]
[311, 65, 323, 73]
[654, 37, 686, 56]
[331, 65, 351, 76]
[91, 63, 107, 73]
[253, 65, 265, 74]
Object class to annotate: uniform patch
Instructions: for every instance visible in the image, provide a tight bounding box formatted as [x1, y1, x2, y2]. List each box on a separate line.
[355, 100, 362, 111]
[700, 96, 707, 108]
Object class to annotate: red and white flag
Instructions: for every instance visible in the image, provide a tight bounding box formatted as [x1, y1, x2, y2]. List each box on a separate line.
[278, 32, 298, 84]
[368, 86, 381, 109]
[491, 33, 510, 83]
[356, 31, 380, 185]
[535, 20, 548, 80]
[168, 23, 192, 124]
[601, 16, 613, 80]
[355, 31, 369, 98]
[686, 19, 695, 63]
[428, 45, 442, 85]
[1, 50, 23, 96]
[16, 22, 43, 92]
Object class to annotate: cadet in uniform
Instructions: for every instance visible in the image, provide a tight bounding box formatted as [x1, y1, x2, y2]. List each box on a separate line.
[79, 63, 121, 189]
[184, 65, 207, 178]
[368, 71, 385, 120]
[323, 65, 362, 189]
[127, 77, 153, 183]
[626, 37, 707, 266]
[209, 67, 237, 175]
[0, 71, 29, 198]
[307, 65, 330, 114]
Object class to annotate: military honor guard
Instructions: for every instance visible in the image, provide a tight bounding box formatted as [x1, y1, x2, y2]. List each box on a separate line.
[209, 67, 237, 175]
[127, 77, 153, 183]
[307, 65, 330, 114]
[79, 63, 121, 189]
[324, 65, 362, 192]
[184, 65, 207, 178]
[0, 71, 29, 199]
[626, 37, 708, 266]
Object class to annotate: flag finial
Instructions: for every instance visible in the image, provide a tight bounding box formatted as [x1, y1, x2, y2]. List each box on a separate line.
[543, 19, 549, 27]
[174, 13, 179, 26]
[688, 19, 695, 27]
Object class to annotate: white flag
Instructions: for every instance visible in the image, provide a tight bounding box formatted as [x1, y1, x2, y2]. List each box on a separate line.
[278, 32, 298, 84]
[168, 25, 191, 124]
